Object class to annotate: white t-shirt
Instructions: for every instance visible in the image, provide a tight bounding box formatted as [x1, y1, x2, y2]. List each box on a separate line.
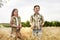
[16, 17, 18, 26]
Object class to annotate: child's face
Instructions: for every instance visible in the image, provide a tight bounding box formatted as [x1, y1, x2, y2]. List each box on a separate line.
[14, 9, 18, 16]
[34, 7, 40, 13]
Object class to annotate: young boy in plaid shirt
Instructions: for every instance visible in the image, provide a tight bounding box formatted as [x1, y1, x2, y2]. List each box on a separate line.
[30, 5, 44, 40]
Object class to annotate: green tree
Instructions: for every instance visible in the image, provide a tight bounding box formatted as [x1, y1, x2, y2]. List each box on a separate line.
[21, 22, 26, 27]
[25, 21, 30, 27]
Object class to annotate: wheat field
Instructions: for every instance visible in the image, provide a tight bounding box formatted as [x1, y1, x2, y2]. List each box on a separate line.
[0, 27, 60, 40]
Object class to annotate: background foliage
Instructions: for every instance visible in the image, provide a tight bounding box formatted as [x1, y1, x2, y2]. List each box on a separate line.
[0, 21, 60, 27]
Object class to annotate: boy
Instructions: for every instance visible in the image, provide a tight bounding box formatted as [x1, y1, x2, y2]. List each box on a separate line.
[30, 5, 44, 40]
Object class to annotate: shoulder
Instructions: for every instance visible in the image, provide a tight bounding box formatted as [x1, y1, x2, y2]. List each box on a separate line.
[10, 16, 16, 21]
[31, 14, 34, 18]
[30, 15, 33, 19]
[11, 16, 16, 20]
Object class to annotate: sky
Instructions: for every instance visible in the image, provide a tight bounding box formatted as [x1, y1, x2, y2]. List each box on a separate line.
[0, 0, 60, 23]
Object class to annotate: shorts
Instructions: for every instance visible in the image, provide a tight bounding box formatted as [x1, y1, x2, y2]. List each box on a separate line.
[33, 29, 42, 36]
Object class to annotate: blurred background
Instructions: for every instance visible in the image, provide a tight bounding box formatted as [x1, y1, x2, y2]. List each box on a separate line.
[0, 0, 60, 27]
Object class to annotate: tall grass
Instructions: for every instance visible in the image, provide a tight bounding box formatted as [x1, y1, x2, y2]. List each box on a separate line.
[0, 27, 60, 40]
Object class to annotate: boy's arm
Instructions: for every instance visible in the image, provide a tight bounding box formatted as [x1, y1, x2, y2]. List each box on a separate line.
[30, 16, 34, 29]
[41, 15, 44, 27]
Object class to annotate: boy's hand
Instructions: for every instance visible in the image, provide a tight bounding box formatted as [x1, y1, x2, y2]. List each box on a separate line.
[17, 26, 20, 28]
[17, 26, 22, 28]
[41, 23, 44, 27]
[30, 25, 34, 29]
[20, 26, 22, 28]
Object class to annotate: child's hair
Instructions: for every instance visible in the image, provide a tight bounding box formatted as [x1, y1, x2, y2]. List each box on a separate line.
[34, 5, 40, 9]
[11, 8, 18, 17]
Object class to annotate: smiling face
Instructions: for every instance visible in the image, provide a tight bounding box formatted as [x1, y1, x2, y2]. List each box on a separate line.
[34, 5, 40, 14]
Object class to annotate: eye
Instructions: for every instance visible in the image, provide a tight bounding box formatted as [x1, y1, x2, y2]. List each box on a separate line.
[36, 8, 37, 9]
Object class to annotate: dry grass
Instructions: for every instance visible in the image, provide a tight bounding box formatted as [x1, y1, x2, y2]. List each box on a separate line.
[0, 27, 60, 40]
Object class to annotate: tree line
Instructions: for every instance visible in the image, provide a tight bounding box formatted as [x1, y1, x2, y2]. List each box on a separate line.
[0, 21, 60, 27]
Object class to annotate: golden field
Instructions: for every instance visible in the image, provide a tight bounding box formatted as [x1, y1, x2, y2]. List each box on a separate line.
[0, 27, 60, 40]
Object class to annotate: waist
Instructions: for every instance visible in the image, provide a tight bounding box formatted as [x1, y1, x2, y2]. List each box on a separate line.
[33, 29, 42, 32]
[33, 28, 41, 30]
[33, 26, 41, 29]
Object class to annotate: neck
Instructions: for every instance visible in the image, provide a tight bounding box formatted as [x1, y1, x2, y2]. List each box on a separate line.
[15, 16, 18, 17]
[35, 13, 39, 15]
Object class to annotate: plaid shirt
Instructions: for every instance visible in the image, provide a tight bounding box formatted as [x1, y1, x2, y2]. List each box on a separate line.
[10, 16, 21, 33]
[11, 16, 21, 27]
[30, 13, 44, 29]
